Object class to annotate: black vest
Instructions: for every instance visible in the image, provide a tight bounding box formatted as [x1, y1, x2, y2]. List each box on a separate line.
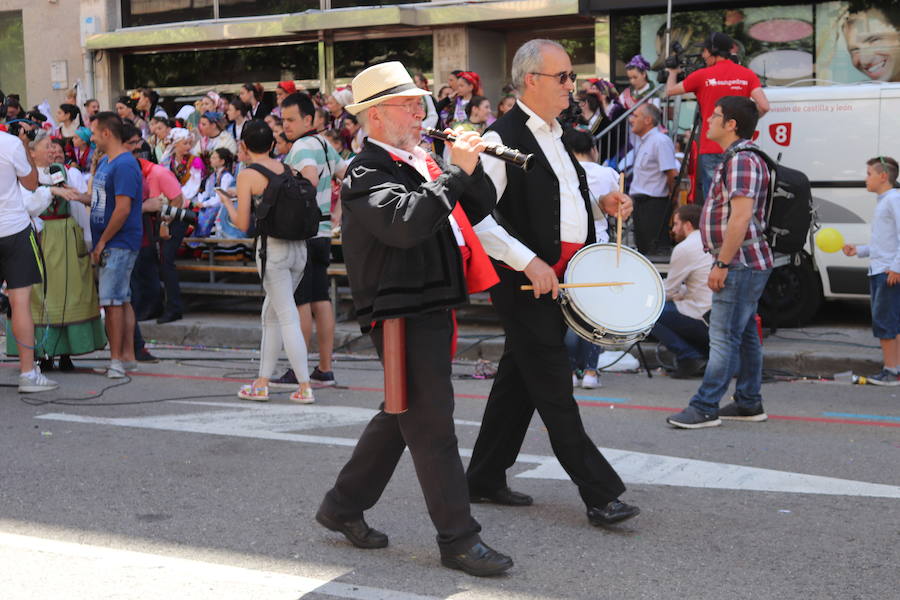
[488, 103, 595, 266]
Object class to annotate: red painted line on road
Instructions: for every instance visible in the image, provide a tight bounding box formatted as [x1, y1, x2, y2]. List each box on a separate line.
[10, 363, 898, 428]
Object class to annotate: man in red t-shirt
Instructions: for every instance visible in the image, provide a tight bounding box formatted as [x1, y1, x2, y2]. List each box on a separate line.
[666, 32, 769, 200]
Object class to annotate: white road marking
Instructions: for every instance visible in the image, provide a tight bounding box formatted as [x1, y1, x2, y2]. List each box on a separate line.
[37, 403, 900, 499]
[0, 531, 439, 600]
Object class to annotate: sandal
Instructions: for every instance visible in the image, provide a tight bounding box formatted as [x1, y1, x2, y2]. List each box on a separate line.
[289, 387, 315, 404]
[238, 384, 269, 402]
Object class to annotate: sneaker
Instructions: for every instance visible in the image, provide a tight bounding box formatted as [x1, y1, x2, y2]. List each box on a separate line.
[122, 361, 139, 372]
[269, 369, 298, 389]
[289, 387, 315, 404]
[106, 360, 127, 379]
[18, 367, 59, 393]
[719, 401, 767, 422]
[310, 367, 336, 387]
[572, 372, 580, 387]
[671, 357, 707, 379]
[238, 384, 269, 402]
[666, 406, 722, 429]
[581, 370, 602, 389]
[867, 368, 900, 386]
[135, 348, 159, 363]
[597, 350, 640, 372]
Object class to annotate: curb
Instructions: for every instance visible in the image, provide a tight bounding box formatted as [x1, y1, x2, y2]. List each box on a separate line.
[140, 320, 882, 378]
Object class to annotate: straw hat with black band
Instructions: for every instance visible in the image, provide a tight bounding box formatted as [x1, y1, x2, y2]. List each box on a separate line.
[345, 61, 431, 115]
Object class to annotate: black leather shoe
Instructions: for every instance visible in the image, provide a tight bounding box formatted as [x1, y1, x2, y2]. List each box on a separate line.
[156, 313, 182, 324]
[441, 542, 513, 577]
[315, 509, 388, 549]
[57, 355, 75, 372]
[587, 500, 640, 526]
[469, 486, 533, 506]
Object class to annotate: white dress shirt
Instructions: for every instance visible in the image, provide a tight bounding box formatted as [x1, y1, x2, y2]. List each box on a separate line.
[665, 229, 713, 320]
[367, 138, 464, 246]
[474, 100, 588, 271]
[856, 188, 900, 276]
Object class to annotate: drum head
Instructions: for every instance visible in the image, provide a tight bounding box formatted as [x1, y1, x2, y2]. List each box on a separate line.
[564, 244, 664, 335]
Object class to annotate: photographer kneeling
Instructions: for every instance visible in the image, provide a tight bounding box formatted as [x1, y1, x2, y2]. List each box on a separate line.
[665, 32, 769, 200]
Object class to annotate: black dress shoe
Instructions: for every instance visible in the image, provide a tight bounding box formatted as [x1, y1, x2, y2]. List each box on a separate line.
[156, 313, 182, 324]
[315, 509, 388, 549]
[38, 358, 54, 372]
[587, 500, 641, 526]
[441, 541, 513, 577]
[469, 486, 533, 506]
[57, 355, 75, 372]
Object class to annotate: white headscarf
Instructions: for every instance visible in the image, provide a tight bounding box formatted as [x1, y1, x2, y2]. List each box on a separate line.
[167, 127, 192, 144]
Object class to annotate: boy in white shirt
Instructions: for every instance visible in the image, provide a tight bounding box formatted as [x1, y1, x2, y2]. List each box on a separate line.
[843, 156, 900, 385]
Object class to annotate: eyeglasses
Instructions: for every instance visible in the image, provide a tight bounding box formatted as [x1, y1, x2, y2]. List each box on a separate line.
[379, 101, 425, 115]
[530, 71, 578, 85]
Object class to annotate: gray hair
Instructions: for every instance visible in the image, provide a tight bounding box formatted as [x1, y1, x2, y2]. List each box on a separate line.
[639, 103, 661, 127]
[356, 108, 370, 133]
[511, 39, 565, 91]
[29, 129, 50, 150]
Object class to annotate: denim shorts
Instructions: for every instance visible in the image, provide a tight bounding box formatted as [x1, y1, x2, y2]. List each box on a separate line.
[870, 273, 900, 339]
[98, 247, 138, 306]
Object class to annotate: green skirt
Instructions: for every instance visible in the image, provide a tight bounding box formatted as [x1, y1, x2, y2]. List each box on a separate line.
[6, 217, 107, 357]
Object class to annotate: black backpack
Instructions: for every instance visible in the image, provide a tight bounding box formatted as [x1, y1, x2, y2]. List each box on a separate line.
[724, 146, 813, 255]
[247, 162, 321, 278]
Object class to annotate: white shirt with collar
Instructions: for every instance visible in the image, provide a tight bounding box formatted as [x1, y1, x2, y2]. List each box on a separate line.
[665, 229, 713, 320]
[474, 99, 588, 271]
[367, 138, 464, 246]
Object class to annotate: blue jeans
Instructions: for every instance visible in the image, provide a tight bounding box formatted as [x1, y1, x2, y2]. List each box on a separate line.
[698, 153, 724, 202]
[652, 301, 709, 361]
[689, 266, 771, 415]
[564, 329, 602, 372]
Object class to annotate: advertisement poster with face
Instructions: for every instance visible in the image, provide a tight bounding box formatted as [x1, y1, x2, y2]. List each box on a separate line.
[639, 6, 814, 86]
[817, 1, 900, 83]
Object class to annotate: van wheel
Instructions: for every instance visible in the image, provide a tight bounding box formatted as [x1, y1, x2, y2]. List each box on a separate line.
[758, 252, 822, 328]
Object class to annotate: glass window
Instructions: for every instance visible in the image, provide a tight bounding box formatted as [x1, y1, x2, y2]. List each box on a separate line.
[124, 43, 318, 89]
[334, 36, 432, 79]
[0, 11, 25, 104]
[218, 0, 319, 19]
[121, 0, 214, 28]
[330, 0, 420, 8]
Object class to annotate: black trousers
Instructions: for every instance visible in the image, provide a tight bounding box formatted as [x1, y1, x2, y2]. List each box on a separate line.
[632, 193, 672, 255]
[466, 266, 626, 508]
[320, 310, 481, 552]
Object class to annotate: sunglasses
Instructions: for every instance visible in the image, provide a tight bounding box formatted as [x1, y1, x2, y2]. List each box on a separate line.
[530, 71, 578, 85]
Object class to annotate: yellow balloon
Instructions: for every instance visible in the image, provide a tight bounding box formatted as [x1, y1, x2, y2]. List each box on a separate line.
[815, 228, 845, 253]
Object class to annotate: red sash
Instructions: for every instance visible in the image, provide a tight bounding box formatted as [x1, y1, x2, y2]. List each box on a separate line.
[552, 241, 585, 279]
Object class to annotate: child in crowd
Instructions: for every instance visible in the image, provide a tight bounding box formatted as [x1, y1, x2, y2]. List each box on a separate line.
[196, 147, 235, 237]
[843, 156, 900, 385]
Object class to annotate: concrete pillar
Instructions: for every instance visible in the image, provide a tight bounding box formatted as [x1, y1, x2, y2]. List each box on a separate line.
[433, 26, 467, 93]
[594, 15, 611, 80]
[467, 28, 506, 103]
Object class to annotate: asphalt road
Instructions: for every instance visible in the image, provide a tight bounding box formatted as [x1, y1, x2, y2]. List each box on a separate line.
[1, 347, 898, 600]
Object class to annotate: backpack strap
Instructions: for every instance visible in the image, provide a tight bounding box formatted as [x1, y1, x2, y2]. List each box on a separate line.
[246, 162, 278, 179]
[715, 145, 776, 254]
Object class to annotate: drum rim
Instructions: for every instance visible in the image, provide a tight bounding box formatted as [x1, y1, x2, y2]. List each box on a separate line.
[563, 243, 665, 334]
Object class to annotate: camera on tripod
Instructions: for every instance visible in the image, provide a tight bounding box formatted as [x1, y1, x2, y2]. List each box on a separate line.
[657, 42, 705, 83]
[160, 204, 196, 224]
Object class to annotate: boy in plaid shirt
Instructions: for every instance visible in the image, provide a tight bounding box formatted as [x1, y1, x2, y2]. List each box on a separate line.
[668, 96, 773, 429]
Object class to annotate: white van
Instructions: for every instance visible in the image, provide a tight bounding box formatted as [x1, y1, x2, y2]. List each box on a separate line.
[747, 82, 891, 325]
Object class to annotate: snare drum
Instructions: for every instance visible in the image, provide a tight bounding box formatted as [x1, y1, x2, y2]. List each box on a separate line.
[561, 243, 664, 348]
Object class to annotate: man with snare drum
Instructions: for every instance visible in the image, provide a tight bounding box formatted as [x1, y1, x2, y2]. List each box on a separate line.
[469, 39, 641, 528]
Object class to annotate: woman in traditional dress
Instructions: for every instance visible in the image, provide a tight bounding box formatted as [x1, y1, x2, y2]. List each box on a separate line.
[6, 131, 106, 371]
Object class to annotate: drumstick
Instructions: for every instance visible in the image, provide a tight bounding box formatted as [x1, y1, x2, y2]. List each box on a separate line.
[616, 172, 624, 267]
[520, 282, 634, 291]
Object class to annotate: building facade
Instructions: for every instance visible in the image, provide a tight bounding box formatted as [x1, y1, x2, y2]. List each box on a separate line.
[0, 1, 891, 112]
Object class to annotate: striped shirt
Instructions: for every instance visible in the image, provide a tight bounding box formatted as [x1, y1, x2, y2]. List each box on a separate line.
[285, 135, 346, 237]
[700, 139, 774, 270]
